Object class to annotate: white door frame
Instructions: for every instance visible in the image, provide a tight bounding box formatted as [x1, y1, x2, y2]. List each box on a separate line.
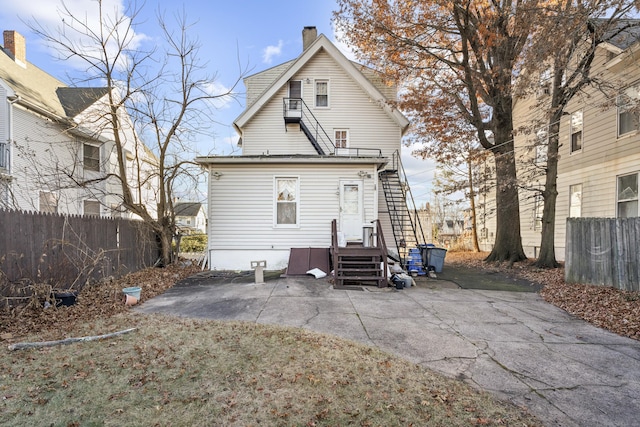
[339, 180, 364, 241]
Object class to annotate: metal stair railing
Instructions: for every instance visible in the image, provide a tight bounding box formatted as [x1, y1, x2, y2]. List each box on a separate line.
[283, 98, 335, 155]
[381, 150, 428, 266]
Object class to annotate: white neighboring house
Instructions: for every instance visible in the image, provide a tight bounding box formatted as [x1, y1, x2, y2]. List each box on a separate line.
[174, 202, 207, 234]
[197, 27, 426, 272]
[513, 22, 640, 260]
[0, 30, 158, 218]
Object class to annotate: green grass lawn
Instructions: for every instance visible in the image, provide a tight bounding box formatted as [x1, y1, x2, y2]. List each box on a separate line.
[1, 313, 541, 426]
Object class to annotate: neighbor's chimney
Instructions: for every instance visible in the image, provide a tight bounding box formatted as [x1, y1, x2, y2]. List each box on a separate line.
[302, 26, 317, 51]
[3, 30, 26, 67]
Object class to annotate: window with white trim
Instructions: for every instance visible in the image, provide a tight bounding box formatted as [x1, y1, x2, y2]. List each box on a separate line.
[315, 80, 328, 107]
[570, 111, 583, 152]
[83, 143, 100, 172]
[617, 173, 638, 217]
[39, 191, 57, 213]
[533, 193, 543, 230]
[288, 80, 302, 111]
[617, 85, 640, 137]
[569, 184, 582, 218]
[535, 128, 548, 165]
[275, 177, 299, 226]
[334, 129, 348, 148]
[83, 200, 101, 216]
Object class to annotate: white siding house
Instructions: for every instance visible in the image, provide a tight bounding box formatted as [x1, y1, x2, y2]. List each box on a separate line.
[513, 24, 640, 261]
[197, 27, 417, 271]
[0, 30, 158, 217]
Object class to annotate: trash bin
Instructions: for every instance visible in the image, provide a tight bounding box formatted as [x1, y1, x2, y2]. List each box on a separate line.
[418, 244, 435, 271]
[428, 248, 447, 273]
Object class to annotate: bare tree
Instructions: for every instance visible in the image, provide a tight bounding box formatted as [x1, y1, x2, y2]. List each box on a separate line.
[520, 1, 639, 268]
[335, 0, 545, 262]
[29, 1, 245, 265]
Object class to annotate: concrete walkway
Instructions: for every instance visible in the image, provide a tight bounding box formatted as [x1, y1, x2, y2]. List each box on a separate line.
[137, 275, 640, 427]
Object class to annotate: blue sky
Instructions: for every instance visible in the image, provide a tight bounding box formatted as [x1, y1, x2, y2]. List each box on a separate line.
[0, 0, 435, 206]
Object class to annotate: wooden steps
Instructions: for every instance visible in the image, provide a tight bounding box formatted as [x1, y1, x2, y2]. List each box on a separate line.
[331, 219, 388, 289]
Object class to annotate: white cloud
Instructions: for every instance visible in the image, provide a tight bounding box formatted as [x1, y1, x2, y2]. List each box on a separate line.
[262, 40, 283, 64]
[2, 0, 147, 73]
[203, 81, 235, 110]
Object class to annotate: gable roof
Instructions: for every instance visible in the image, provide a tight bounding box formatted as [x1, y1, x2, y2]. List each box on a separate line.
[0, 36, 110, 122]
[174, 202, 204, 217]
[234, 33, 409, 134]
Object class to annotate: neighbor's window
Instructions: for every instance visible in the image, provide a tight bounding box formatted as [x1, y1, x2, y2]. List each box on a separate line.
[617, 86, 640, 137]
[334, 129, 348, 148]
[533, 193, 543, 230]
[83, 200, 100, 216]
[315, 80, 328, 107]
[617, 173, 638, 217]
[569, 184, 582, 218]
[275, 177, 299, 226]
[84, 143, 100, 172]
[570, 111, 583, 152]
[535, 128, 548, 165]
[39, 191, 57, 213]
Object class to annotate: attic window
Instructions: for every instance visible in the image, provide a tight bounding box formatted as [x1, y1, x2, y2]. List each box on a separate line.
[315, 80, 328, 107]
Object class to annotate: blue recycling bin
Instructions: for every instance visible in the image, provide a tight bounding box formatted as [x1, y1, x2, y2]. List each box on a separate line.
[407, 248, 425, 275]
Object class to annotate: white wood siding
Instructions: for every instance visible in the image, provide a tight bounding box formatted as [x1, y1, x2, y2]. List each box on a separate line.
[513, 45, 640, 260]
[241, 50, 402, 159]
[207, 162, 379, 269]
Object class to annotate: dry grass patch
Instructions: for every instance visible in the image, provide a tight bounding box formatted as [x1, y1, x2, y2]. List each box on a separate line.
[2, 313, 541, 426]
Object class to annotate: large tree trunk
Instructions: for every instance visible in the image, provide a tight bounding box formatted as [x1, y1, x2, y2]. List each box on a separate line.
[485, 128, 527, 263]
[535, 111, 562, 268]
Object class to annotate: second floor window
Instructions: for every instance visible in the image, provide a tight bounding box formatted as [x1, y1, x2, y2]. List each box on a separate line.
[570, 111, 583, 152]
[617, 173, 638, 218]
[315, 80, 328, 107]
[617, 86, 640, 137]
[334, 130, 348, 148]
[84, 143, 100, 172]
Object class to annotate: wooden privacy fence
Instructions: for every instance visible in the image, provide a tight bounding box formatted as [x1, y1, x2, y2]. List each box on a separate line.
[0, 209, 159, 290]
[565, 218, 640, 292]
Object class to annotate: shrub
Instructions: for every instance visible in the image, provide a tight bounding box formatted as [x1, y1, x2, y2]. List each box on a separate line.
[179, 234, 207, 253]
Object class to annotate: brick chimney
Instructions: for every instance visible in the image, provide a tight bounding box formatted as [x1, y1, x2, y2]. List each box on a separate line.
[3, 30, 26, 67]
[302, 26, 317, 51]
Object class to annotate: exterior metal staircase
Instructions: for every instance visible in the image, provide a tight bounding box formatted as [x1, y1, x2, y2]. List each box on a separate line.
[284, 98, 335, 155]
[379, 150, 427, 267]
[331, 219, 388, 288]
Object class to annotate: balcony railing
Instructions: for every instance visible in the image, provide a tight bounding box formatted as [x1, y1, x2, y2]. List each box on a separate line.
[283, 98, 383, 157]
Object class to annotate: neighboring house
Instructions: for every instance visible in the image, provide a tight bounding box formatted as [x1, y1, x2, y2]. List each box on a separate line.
[174, 202, 207, 234]
[197, 27, 425, 277]
[513, 22, 640, 260]
[0, 30, 158, 218]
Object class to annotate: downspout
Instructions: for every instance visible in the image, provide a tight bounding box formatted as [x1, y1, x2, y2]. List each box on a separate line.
[6, 95, 21, 175]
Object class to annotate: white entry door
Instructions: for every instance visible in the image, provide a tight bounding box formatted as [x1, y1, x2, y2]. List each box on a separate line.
[340, 180, 363, 241]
